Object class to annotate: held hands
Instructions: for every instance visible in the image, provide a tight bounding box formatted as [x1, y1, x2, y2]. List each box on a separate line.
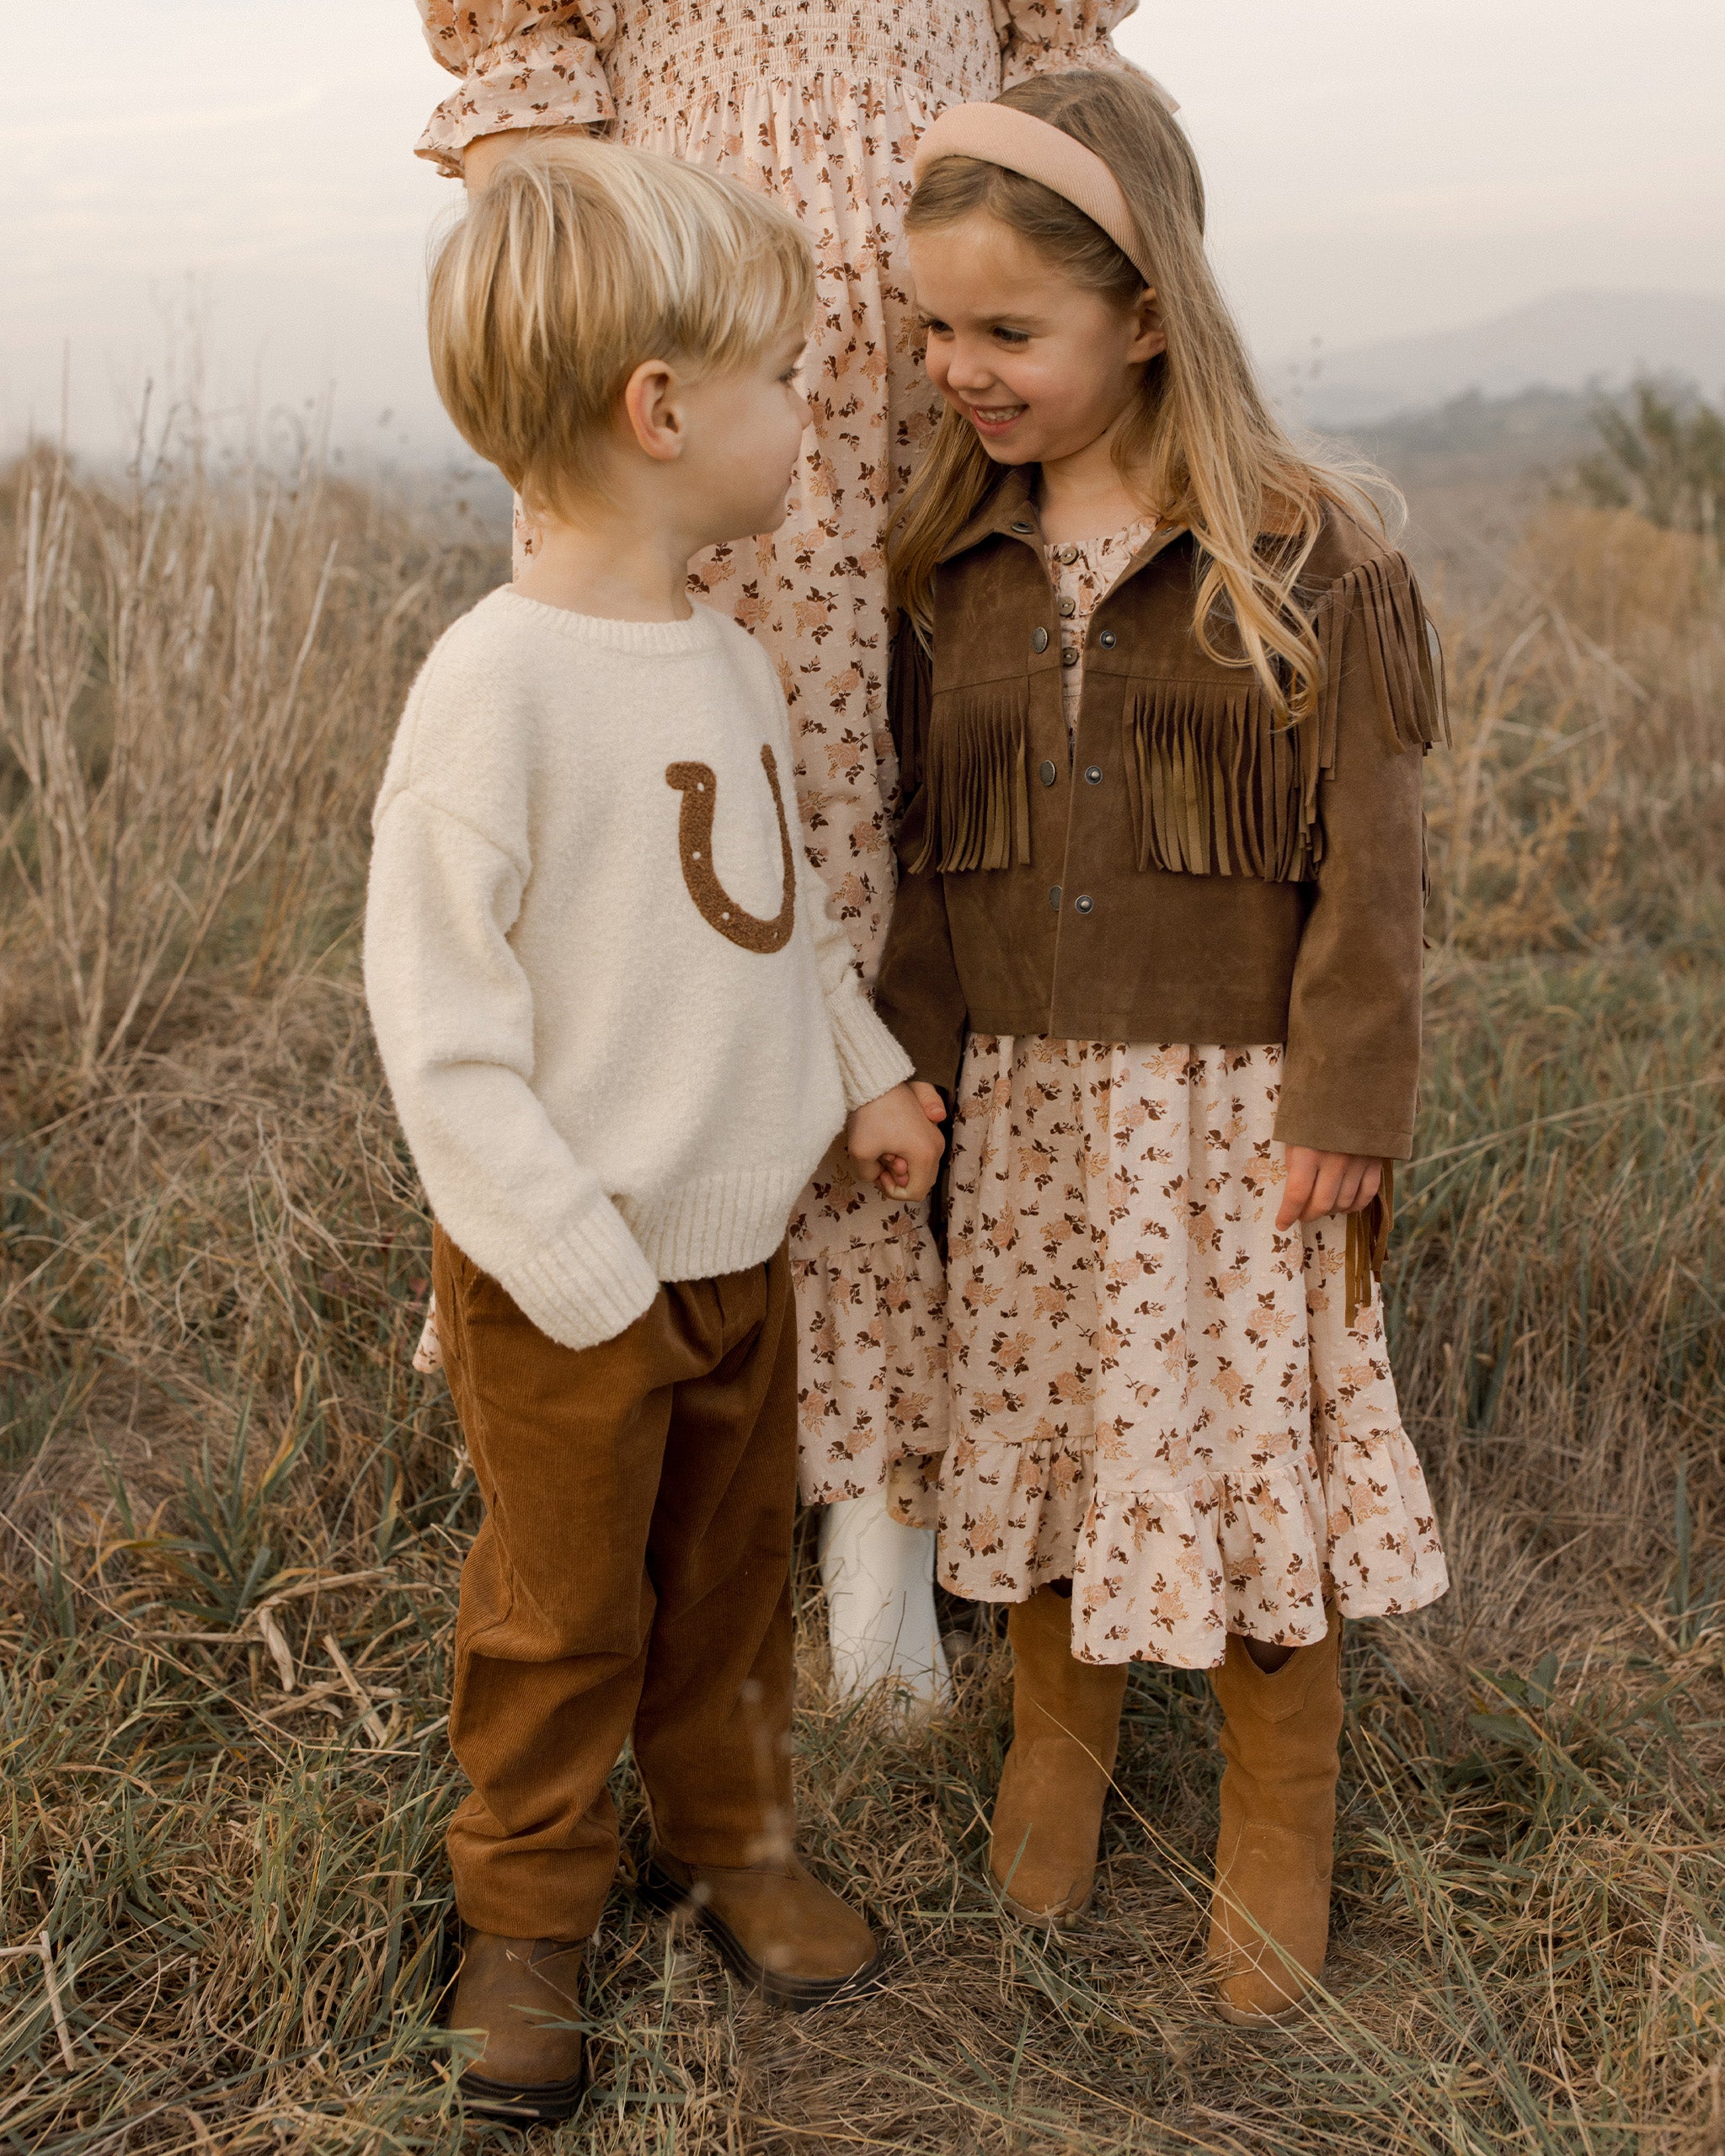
[1276, 1146, 1383, 1231]
[846, 1081, 947, 1202]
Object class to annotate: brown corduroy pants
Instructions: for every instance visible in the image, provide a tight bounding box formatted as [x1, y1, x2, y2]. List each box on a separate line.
[431, 1227, 798, 1942]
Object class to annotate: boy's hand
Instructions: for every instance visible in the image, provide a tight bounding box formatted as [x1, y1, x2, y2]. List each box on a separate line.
[847, 1081, 947, 1201]
[1277, 1145, 1382, 1230]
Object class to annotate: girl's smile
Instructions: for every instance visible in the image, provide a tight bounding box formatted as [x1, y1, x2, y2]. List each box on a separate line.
[909, 215, 1164, 478]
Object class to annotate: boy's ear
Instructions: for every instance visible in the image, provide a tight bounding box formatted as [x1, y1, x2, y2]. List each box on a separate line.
[622, 359, 685, 462]
[1133, 287, 1167, 364]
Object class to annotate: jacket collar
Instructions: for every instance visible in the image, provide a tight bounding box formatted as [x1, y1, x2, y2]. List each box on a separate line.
[938, 464, 1041, 563]
[936, 463, 1189, 583]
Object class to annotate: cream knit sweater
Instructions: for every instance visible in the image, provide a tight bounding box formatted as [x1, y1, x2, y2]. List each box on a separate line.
[364, 588, 913, 1351]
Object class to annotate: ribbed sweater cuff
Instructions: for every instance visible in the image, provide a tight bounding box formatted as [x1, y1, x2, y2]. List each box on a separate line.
[499, 1202, 660, 1353]
[826, 986, 916, 1112]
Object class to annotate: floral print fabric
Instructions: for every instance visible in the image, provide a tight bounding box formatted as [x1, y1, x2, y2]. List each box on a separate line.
[933, 528, 1449, 1666]
[413, 1, 1139, 1518]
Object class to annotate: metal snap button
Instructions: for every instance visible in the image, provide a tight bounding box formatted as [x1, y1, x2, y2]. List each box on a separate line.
[1098, 630, 1118, 648]
[1058, 595, 1077, 617]
[1085, 766, 1103, 785]
[1031, 626, 1049, 653]
[1039, 759, 1057, 787]
[1061, 648, 1079, 667]
[1074, 894, 1094, 915]
[1056, 543, 1079, 564]
[1010, 519, 1033, 535]
[1049, 885, 1062, 910]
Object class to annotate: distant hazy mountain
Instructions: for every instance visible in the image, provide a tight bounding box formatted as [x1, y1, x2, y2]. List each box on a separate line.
[1285, 290, 1725, 430]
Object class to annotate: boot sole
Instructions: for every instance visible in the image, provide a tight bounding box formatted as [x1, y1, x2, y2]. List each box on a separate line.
[995, 1881, 1093, 1928]
[639, 1862, 886, 2011]
[458, 2066, 587, 2125]
[1211, 1957, 1326, 2029]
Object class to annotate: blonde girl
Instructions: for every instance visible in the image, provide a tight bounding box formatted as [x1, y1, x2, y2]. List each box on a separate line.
[874, 70, 1450, 2021]
[412, 0, 1147, 1702]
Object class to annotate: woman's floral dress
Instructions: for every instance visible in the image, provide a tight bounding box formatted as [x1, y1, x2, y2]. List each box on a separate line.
[414, 0, 1138, 1521]
[936, 525, 1450, 1667]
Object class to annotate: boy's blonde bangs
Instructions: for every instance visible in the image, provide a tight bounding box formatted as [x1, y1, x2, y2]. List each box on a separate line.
[428, 139, 814, 517]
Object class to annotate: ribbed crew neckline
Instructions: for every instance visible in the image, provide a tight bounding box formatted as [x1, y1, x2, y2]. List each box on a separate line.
[489, 584, 724, 656]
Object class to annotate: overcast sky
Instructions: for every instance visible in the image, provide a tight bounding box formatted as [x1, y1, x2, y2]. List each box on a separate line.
[4, 0, 1722, 461]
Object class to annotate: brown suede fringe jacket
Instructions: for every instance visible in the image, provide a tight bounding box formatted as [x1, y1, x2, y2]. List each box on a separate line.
[873, 468, 1445, 1186]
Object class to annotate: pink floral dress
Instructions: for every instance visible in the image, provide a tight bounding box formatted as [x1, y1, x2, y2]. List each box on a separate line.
[934, 524, 1450, 1667]
[414, 0, 1139, 1520]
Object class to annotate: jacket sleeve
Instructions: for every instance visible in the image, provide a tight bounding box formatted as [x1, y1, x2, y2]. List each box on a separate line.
[1272, 552, 1445, 1162]
[995, 0, 1140, 83]
[872, 622, 971, 1096]
[414, 2, 616, 174]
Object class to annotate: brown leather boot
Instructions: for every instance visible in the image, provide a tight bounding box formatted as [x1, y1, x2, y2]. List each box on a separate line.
[988, 1588, 1130, 1924]
[644, 1851, 883, 2008]
[445, 1931, 588, 2124]
[1208, 1609, 1345, 2025]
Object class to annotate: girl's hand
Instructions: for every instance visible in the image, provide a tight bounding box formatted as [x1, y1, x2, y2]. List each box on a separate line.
[1276, 1146, 1382, 1230]
[847, 1081, 947, 1201]
[909, 1080, 948, 1125]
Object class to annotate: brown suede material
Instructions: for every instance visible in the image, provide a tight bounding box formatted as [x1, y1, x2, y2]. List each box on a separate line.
[434, 1227, 798, 1942]
[989, 1588, 1129, 1924]
[874, 471, 1437, 1160]
[1207, 1608, 1345, 2020]
[447, 1933, 586, 2096]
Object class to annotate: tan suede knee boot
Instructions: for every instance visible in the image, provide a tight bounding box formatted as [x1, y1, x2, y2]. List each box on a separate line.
[989, 1588, 1129, 1924]
[1208, 1609, 1344, 2024]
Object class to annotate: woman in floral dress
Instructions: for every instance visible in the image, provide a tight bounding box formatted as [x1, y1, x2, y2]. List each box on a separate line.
[411, 0, 1139, 1695]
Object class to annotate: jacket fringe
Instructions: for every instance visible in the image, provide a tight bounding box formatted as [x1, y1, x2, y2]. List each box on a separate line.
[910, 683, 1032, 874]
[888, 615, 934, 798]
[1123, 682, 1322, 882]
[1319, 554, 1450, 758]
[1343, 1160, 1395, 1330]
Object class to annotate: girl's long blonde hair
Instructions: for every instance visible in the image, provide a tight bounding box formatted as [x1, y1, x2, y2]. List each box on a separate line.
[890, 71, 1370, 718]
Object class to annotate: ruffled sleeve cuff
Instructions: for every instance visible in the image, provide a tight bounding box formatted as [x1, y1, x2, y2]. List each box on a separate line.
[995, 0, 1179, 103]
[994, 0, 1126, 81]
[415, 3, 616, 176]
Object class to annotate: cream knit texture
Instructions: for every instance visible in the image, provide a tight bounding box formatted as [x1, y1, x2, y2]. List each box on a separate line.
[364, 588, 912, 1352]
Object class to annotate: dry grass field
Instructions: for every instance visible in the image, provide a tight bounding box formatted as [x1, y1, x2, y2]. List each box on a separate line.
[1, 422, 1722, 2153]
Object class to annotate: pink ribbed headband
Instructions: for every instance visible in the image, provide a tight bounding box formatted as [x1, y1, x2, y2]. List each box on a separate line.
[911, 93, 1175, 291]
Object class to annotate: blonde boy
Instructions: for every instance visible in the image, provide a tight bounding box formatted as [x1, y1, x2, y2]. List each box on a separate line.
[364, 142, 942, 2124]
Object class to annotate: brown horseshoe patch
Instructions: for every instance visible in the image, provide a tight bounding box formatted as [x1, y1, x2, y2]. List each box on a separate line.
[665, 744, 798, 954]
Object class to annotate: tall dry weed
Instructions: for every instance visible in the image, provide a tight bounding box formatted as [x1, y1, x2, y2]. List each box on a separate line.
[0, 434, 488, 1091]
[0, 462, 1722, 2152]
